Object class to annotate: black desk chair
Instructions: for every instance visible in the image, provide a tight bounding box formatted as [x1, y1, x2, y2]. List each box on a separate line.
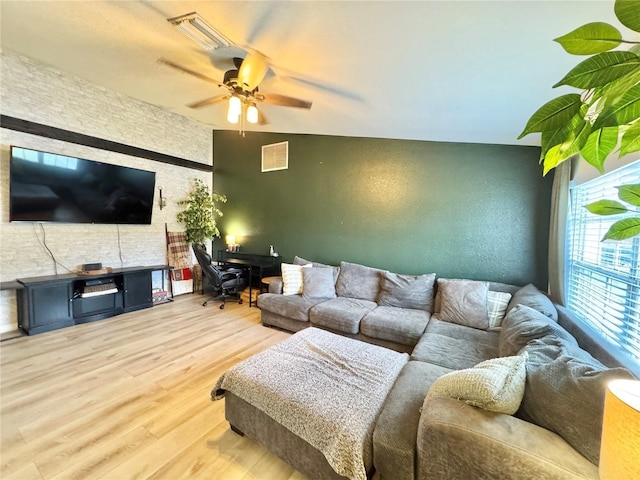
[193, 243, 247, 309]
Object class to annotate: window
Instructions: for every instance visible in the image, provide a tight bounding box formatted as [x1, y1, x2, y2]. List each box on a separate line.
[566, 160, 640, 365]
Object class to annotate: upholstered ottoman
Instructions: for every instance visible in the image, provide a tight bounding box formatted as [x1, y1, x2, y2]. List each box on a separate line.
[212, 327, 408, 480]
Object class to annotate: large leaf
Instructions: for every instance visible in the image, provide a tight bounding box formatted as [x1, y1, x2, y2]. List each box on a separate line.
[542, 115, 591, 175]
[518, 94, 583, 138]
[593, 83, 640, 129]
[554, 22, 622, 55]
[585, 199, 629, 215]
[617, 183, 640, 207]
[540, 126, 567, 162]
[603, 217, 640, 240]
[580, 126, 618, 173]
[615, 0, 640, 33]
[553, 51, 640, 89]
[591, 67, 640, 113]
[620, 121, 640, 157]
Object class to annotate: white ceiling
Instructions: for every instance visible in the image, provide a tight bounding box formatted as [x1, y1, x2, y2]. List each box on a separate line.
[0, 1, 630, 146]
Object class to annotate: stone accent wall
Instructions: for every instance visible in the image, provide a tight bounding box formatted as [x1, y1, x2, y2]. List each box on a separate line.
[0, 50, 214, 333]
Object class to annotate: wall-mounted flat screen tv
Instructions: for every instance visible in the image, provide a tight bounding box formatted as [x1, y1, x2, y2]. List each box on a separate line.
[10, 146, 156, 225]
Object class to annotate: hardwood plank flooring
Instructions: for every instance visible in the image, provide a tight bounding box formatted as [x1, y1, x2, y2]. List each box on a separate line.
[0, 293, 306, 480]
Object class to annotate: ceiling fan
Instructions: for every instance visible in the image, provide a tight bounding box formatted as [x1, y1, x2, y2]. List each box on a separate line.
[158, 51, 312, 130]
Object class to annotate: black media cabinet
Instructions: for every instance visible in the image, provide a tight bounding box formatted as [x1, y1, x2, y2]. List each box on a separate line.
[17, 265, 169, 335]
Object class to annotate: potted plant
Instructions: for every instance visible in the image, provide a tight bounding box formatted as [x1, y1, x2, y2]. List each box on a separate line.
[519, 0, 640, 239]
[177, 178, 227, 245]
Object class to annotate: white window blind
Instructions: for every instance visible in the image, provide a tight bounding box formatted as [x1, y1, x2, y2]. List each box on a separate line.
[566, 160, 640, 365]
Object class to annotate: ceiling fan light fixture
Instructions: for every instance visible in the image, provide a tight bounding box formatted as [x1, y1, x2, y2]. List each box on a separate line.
[227, 95, 242, 124]
[227, 107, 240, 124]
[247, 103, 259, 124]
[167, 12, 232, 51]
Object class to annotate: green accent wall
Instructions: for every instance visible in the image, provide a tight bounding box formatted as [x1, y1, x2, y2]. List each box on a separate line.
[213, 131, 552, 287]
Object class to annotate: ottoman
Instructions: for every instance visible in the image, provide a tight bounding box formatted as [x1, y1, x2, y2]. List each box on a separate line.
[212, 327, 408, 480]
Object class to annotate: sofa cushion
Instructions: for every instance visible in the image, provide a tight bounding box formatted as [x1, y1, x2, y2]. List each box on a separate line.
[301, 267, 337, 300]
[499, 304, 577, 357]
[519, 336, 635, 465]
[294, 256, 340, 283]
[281, 263, 312, 295]
[373, 361, 453, 480]
[411, 318, 499, 370]
[335, 261, 384, 302]
[309, 297, 377, 334]
[506, 283, 557, 321]
[426, 354, 527, 415]
[361, 306, 430, 346]
[377, 272, 436, 312]
[436, 279, 490, 330]
[257, 293, 327, 322]
[487, 291, 512, 331]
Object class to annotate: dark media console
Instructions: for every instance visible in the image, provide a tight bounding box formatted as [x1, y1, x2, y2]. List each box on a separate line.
[16, 265, 169, 335]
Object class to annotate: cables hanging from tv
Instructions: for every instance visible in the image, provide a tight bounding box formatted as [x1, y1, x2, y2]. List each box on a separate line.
[116, 224, 124, 268]
[33, 223, 72, 275]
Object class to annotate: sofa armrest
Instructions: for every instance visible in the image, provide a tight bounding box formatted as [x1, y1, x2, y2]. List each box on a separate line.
[417, 396, 599, 480]
[268, 277, 283, 294]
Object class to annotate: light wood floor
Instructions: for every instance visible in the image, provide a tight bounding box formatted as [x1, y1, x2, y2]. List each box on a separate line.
[0, 292, 306, 480]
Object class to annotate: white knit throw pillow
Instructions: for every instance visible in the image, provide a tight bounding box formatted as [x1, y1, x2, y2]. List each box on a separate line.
[426, 353, 527, 415]
[281, 263, 312, 295]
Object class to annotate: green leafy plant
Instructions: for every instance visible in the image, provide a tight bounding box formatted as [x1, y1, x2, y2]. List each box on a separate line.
[520, 0, 640, 240]
[176, 178, 227, 245]
[519, 0, 640, 175]
[585, 183, 640, 239]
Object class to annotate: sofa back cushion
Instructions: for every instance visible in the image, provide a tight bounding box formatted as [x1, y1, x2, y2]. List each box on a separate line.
[294, 255, 340, 284]
[335, 261, 385, 302]
[499, 304, 577, 357]
[435, 279, 490, 330]
[519, 336, 635, 465]
[302, 267, 337, 300]
[506, 283, 557, 320]
[377, 272, 436, 312]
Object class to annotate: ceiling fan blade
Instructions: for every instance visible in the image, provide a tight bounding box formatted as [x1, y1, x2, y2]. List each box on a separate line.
[187, 95, 228, 109]
[261, 93, 312, 109]
[237, 51, 269, 91]
[158, 58, 226, 88]
[258, 108, 269, 126]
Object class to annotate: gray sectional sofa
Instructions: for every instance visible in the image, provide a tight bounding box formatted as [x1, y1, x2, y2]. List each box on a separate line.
[248, 258, 636, 480]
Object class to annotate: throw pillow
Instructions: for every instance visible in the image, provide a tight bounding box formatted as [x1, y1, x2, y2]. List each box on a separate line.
[506, 283, 557, 321]
[377, 272, 436, 312]
[426, 354, 527, 415]
[294, 256, 340, 283]
[498, 304, 576, 357]
[281, 263, 312, 295]
[302, 267, 337, 299]
[437, 279, 490, 330]
[335, 261, 385, 302]
[519, 339, 635, 465]
[487, 291, 512, 331]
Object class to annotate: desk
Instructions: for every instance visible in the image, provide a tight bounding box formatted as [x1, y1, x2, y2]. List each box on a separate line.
[217, 251, 281, 307]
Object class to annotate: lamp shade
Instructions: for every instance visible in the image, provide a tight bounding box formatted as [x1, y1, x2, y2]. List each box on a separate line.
[225, 235, 236, 246]
[599, 379, 640, 480]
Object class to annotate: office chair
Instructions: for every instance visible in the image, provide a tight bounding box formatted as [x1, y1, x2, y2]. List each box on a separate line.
[192, 243, 247, 309]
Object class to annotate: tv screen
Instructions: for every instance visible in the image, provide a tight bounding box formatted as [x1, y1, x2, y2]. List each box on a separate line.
[10, 146, 156, 225]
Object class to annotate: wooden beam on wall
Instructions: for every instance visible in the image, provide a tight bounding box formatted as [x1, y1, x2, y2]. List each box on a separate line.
[0, 115, 212, 172]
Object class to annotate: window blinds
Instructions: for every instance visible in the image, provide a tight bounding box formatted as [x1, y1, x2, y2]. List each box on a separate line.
[566, 160, 640, 364]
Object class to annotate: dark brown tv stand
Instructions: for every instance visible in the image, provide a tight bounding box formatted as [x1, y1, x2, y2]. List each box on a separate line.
[16, 265, 169, 335]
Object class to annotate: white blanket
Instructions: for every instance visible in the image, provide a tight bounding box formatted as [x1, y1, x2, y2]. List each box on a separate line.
[212, 327, 408, 480]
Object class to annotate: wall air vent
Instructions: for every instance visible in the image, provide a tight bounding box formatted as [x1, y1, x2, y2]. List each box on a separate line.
[262, 141, 288, 172]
